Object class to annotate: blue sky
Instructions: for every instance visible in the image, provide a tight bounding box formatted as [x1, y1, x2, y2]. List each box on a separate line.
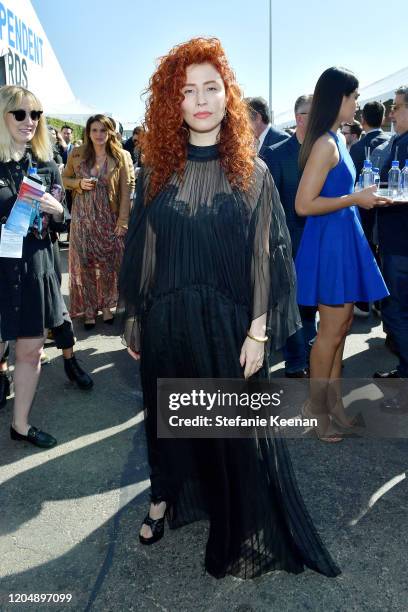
[32, 0, 407, 125]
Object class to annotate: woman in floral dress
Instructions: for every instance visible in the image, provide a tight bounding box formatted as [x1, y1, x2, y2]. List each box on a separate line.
[63, 115, 134, 328]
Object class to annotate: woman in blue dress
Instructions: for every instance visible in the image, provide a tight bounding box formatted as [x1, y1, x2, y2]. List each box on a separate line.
[295, 67, 391, 442]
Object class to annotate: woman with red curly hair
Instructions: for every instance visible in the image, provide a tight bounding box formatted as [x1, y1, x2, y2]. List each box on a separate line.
[119, 38, 339, 580]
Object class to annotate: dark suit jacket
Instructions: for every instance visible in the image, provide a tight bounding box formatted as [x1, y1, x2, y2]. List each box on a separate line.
[263, 134, 305, 257]
[350, 128, 390, 178]
[377, 130, 408, 256]
[123, 137, 142, 166]
[62, 143, 74, 165]
[259, 126, 289, 159]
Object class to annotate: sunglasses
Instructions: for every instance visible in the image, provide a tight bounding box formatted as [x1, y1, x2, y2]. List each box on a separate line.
[8, 109, 43, 121]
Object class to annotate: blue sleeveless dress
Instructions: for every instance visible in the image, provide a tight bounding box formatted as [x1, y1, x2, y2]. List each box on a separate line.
[295, 131, 389, 306]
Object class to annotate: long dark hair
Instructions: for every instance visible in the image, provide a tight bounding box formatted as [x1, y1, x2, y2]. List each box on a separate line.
[299, 67, 358, 169]
[83, 114, 122, 166]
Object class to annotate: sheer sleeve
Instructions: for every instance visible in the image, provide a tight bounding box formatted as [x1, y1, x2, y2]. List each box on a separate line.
[117, 167, 156, 351]
[247, 162, 301, 351]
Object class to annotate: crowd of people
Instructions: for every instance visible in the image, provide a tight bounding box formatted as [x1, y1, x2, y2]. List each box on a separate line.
[0, 35, 407, 580]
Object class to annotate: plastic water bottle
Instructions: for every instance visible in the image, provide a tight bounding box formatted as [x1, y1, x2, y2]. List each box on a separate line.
[28, 166, 42, 231]
[388, 160, 401, 197]
[361, 160, 374, 188]
[373, 167, 380, 189]
[401, 159, 408, 197]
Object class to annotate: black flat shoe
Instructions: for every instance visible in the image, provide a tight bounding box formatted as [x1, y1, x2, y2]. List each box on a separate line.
[84, 320, 96, 330]
[139, 513, 165, 545]
[0, 370, 12, 408]
[10, 425, 57, 448]
[64, 355, 94, 390]
[373, 369, 401, 379]
[103, 316, 114, 325]
[285, 369, 309, 379]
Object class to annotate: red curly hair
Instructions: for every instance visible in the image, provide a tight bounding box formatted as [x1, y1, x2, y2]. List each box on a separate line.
[141, 37, 256, 201]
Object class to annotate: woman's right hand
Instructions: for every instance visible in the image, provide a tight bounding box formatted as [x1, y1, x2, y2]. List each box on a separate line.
[353, 185, 393, 209]
[80, 178, 96, 191]
[127, 347, 140, 361]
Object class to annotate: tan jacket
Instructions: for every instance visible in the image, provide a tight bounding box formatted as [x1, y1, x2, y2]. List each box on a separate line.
[62, 145, 135, 228]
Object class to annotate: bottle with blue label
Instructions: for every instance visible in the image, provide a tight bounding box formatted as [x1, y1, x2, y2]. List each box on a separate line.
[28, 166, 42, 232]
[360, 160, 374, 188]
[401, 159, 408, 197]
[388, 160, 401, 197]
[373, 167, 380, 189]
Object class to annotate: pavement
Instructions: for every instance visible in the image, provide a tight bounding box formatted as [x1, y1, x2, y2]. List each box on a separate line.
[0, 246, 407, 612]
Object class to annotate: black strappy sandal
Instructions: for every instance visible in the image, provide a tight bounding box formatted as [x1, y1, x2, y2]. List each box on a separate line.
[139, 497, 167, 545]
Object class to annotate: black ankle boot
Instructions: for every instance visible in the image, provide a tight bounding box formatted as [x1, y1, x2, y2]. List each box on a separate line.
[0, 369, 12, 408]
[64, 355, 94, 390]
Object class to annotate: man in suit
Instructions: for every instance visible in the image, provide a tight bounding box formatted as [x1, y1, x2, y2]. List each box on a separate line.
[373, 86, 408, 390]
[60, 124, 74, 164]
[350, 102, 390, 317]
[371, 132, 397, 172]
[245, 97, 289, 159]
[350, 102, 390, 177]
[263, 94, 315, 378]
[58, 124, 75, 245]
[123, 126, 144, 166]
[341, 120, 362, 150]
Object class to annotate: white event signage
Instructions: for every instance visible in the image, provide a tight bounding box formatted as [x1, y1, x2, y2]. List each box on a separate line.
[0, 0, 97, 123]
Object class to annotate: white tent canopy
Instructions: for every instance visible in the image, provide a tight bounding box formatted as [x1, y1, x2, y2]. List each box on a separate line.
[357, 65, 408, 105]
[0, 0, 97, 124]
[275, 66, 408, 129]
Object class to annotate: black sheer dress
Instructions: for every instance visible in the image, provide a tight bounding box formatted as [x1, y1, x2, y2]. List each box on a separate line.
[118, 143, 340, 580]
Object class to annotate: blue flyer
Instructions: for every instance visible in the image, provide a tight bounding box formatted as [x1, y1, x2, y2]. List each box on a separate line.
[5, 199, 33, 236]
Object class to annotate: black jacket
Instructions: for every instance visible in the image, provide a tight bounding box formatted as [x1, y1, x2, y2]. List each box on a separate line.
[377, 130, 408, 256]
[0, 153, 66, 340]
[123, 137, 142, 166]
[259, 126, 289, 159]
[350, 128, 390, 178]
[263, 134, 305, 257]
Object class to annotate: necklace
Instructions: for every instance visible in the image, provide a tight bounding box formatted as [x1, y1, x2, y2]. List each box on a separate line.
[94, 154, 107, 173]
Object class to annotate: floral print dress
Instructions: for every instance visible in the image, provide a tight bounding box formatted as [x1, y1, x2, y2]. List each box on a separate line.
[69, 159, 124, 318]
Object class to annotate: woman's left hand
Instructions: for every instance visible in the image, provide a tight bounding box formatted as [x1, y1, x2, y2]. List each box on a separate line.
[114, 225, 127, 237]
[38, 192, 64, 216]
[24, 192, 64, 216]
[239, 336, 265, 379]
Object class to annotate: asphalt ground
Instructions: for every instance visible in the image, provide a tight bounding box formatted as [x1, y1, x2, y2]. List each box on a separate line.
[0, 245, 407, 612]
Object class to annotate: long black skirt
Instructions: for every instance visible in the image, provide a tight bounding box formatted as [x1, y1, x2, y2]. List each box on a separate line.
[139, 286, 340, 579]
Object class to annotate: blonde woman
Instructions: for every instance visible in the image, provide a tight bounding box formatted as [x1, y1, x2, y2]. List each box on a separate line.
[0, 85, 66, 448]
[63, 115, 134, 329]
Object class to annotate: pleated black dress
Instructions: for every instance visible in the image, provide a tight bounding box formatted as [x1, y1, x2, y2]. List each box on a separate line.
[119, 143, 340, 580]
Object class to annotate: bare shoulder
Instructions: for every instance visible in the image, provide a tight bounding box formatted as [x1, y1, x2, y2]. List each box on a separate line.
[312, 133, 337, 155]
[308, 133, 338, 168]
